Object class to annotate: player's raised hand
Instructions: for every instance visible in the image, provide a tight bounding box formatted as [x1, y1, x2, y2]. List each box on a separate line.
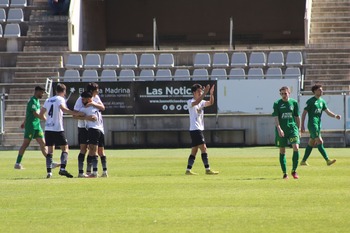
[210, 84, 215, 95]
[204, 84, 210, 94]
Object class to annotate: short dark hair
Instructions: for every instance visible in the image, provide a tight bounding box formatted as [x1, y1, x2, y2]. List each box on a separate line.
[56, 83, 66, 93]
[87, 82, 99, 92]
[81, 91, 92, 98]
[311, 84, 322, 93]
[35, 86, 45, 91]
[191, 84, 203, 93]
[279, 86, 290, 93]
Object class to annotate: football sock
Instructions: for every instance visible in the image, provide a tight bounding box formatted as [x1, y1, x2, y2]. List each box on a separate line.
[46, 154, 53, 173]
[187, 155, 196, 170]
[201, 153, 210, 170]
[78, 153, 85, 174]
[292, 151, 299, 171]
[16, 154, 23, 164]
[100, 155, 107, 171]
[86, 156, 92, 173]
[317, 144, 329, 161]
[60, 152, 68, 169]
[302, 145, 313, 161]
[279, 153, 287, 173]
[92, 155, 98, 172]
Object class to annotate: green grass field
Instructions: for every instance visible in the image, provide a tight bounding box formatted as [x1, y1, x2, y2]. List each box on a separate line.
[0, 147, 349, 233]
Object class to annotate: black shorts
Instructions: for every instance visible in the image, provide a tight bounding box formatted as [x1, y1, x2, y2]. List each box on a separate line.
[78, 127, 89, 145]
[190, 130, 205, 147]
[45, 131, 68, 146]
[87, 128, 105, 147]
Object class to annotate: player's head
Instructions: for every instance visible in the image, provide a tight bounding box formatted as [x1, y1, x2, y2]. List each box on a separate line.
[311, 84, 323, 96]
[87, 82, 99, 96]
[279, 86, 290, 100]
[191, 84, 204, 98]
[34, 86, 45, 99]
[81, 91, 93, 106]
[56, 83, 67, 96]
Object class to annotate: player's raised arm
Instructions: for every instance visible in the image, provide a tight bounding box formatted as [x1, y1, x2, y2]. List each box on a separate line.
[205, 84, 215, 107]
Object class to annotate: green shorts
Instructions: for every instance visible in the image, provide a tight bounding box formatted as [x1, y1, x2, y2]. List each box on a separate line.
[308, 124, 321, 139]
[275, 128, 300, 148]
[24, 127, 44, 140]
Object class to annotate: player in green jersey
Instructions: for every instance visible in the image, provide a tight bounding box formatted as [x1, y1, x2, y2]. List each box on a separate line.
[272, 86, 301, 179]
[14, 86, 58, 169]
[300, 84, 341, 166]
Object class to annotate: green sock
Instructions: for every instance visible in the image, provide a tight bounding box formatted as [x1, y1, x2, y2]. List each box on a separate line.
[279, 153, 287, 173]
[16, 155, 23, 164]
[292, 151, 299, 171]
[317, 144, 329, 161]
[302, 145, 313, 161]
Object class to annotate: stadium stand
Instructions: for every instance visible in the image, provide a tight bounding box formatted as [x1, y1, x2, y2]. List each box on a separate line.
[81, 69, 99, 82]
[193, 53, 211, 68]
[267, 51, 284, 67]
[212, 52, 229, 68]
[155, 69, 172, 81]
[192, 68, 209, 81]
[286, 51, 303, 66]
[102, 54, 120, 69]
[247, 68, 264, 79]
[139, 53, 156, 68]
[174, 69, 191, 81]
[211, 68, 227, 80]
[265, 67, 283, 79]
[119, 69, 135, 81]
[63, 69, 80, 82]
[84, 54, 101, 69]
[0, 8, 6, 23]
[230, 52, 248, 67]
[65, 54, 83, 69]
[284, 67, 301, 79]
[139, 69, 155, 81]
[120, 53, 138, 68]
[157, 53, 174, 68]
[10, 0, 27, 8]
[228, 68, 246, 79]
[100, 69, 117, 81]
[248, 52, 266, 67]
[0, 0, 9, 8]
[7, 8, 24, 23]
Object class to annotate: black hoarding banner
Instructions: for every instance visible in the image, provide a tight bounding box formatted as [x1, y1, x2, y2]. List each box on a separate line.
[134, 81, 217, 114]
[52, 81, 217, 115]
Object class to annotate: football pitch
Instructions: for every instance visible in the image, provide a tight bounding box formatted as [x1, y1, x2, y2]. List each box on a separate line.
[0, 147, 349, 233]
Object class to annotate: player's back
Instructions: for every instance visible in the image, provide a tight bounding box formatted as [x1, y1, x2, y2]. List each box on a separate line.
[43, 95, 66, 132]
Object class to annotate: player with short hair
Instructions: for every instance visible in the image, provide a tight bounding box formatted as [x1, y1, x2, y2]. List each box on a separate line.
[272, 86, 301, 179]
[73, 82, 105, 178]
[185, 83, 219, 175]
[78, 91, 108, 178]
[39, 83, 83, 178]
[14, 86, 57, 169]
[300, 84, 340, 166]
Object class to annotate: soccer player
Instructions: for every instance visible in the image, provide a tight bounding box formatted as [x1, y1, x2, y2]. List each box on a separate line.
[78, 91, 108, 178]
[272, 86, 301, 179]
[300, 84, 341, 166]
[73, 82, 105, 178]
[14, 86, 49, 169]
[185, 83, 219, 175]
[39, 83, 84, 178]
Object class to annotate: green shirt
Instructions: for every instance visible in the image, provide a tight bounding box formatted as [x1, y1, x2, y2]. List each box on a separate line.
[272, 98, 300, 132]
[25, 96, 41, 130]
[304, 96, 327, 128]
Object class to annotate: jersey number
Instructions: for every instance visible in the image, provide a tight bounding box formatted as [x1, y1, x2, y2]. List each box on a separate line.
[48, 105, 54, 118]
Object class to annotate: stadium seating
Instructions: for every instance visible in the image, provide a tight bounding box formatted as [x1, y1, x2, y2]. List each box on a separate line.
[0, 24, 2, 37]
[65, 54, 83, 69]
[84, 54, 102, 69]
[249, 52, 266, 67]
[102, 54, 120, 69]
[267, 51, 284, 67]
[157, 53, 174, 68]
[139, 54, 156, 68]
[212, 52, 229, 68]
[3, 23, 20, 37]
[0, 8, 6, 23]
[81, 69, 99, 82]
[229, 68, 246, 79]
[119, 69, 135, 81]
[100, 69, 117, 81]
[121, 54, 138, 68]
[194, 53, 211, 68]
[155, 69, 172, 81]
[230, 52, 248, 67]
[139, 69, 155, 81]
[7, 8, 24, 23]
[0, 0, 9, 8]
[284, 67, 301, 79]
[211, 68, 227, 80]
[247, 68, 264, 79]
[10, 0, 27, 7]
[286, 51, 303, 66]
[265, 67, 283, 79]
[174, 69, 190, 81]
[63, 70, 80, 82]
[192, 68, 209, 81]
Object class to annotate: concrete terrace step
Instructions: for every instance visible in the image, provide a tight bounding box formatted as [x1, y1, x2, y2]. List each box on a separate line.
[17, 55, 63, 63]
[15, 71, 60, 77]
[23, 46, 69, 52]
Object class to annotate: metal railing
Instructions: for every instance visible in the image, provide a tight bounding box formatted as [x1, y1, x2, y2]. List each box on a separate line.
[304, 0, 312, 47]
